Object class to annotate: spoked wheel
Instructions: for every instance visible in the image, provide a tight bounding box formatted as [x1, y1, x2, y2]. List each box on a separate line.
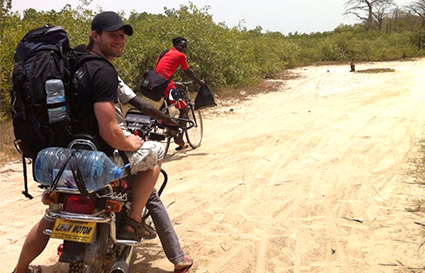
[163, 132, 172, 158]
[185, 107, 203, 149]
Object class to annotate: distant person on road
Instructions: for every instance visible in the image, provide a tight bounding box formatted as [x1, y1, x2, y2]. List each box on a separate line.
[155, 37, 206, 150]
[350, 61, 356, 72]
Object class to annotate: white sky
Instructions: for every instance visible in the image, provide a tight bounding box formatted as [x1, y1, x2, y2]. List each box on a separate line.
[10, 0, 414, 34]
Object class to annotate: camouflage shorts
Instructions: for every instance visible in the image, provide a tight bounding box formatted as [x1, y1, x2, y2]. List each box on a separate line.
[111, 141, 165, 174]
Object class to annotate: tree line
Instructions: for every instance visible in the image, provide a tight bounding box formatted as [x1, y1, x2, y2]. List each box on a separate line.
[1, 1, 425, 121]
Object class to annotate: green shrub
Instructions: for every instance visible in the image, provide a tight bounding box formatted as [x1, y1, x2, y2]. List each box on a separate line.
[1, 3, 425, 120]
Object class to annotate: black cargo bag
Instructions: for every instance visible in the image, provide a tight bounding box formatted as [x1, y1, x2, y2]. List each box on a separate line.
[139, 70, 169, 101]
[11, 24, 73, 199]
[195, 85, 217, 110]
[11, 24, 72, 160]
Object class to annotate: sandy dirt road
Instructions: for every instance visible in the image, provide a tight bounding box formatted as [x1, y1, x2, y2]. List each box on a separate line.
[2, 59, 425, 273]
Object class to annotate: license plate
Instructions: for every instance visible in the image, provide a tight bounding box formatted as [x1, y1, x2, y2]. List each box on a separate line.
[51, 219, 96, 244]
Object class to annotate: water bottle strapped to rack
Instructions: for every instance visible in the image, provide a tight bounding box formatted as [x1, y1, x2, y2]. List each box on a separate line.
[34, 147, 130, 194]
[49, 150, 89, 195]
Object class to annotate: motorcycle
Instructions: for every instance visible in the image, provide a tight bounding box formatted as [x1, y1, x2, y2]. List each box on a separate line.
[37, 112, 192, 273]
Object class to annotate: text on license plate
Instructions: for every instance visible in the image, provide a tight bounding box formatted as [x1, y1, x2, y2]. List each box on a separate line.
[51, 219, 96, 243]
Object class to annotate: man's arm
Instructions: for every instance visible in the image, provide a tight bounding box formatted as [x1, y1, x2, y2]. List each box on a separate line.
[183, 68, 206, 87]
[94, 101, 143, 151]
[128, 96, 179, 127]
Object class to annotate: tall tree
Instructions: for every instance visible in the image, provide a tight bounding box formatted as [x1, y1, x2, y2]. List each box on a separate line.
[407, 0, 425, 23]
[0, 0, 11, 14]
[407, 0, 425, 48]
[0, 0, 11, 34]
[373, 0, 396, 31]
[344, 0, 395, 31]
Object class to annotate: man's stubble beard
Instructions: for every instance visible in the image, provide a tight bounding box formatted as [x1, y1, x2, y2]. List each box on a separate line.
[98, 40, 123, 59]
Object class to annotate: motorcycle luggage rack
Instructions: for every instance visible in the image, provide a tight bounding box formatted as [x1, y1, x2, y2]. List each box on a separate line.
[68, 139, 98, 151]
[45, 211, 111, 223]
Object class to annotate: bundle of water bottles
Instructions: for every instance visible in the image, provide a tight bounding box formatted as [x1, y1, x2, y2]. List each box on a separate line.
[34, 147, 128, 192]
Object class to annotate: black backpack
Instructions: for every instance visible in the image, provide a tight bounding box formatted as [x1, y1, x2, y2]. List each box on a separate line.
[10, 24, 106, 198]
[11, 24, 74, 198]
[11, 24, 73, 160]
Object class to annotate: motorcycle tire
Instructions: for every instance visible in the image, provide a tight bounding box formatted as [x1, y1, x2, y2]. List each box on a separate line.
[69, 262, 87, 273]
[68, 224, 109, 273]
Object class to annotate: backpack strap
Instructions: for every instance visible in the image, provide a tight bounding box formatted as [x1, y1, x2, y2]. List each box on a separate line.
[13, 140, 34, 199]
[21, 155, 33, 199]
[155, 49, 169, 67]
[28, 114, 47, 148]
[75, 53, 114, 72]
[11, 62, 26, 118]
[68, 51, 117, 131]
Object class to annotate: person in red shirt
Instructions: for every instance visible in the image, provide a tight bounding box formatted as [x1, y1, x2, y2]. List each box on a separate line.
[155, 37, 206, 149]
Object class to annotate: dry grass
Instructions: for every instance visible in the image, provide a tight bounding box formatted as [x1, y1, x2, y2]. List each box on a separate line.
[408, 139, 425, 185]
[406, 139, 425, 215]
[357, 68, 396, 73]
[0, 122, 21, 166]
[0, 73, 292, 166]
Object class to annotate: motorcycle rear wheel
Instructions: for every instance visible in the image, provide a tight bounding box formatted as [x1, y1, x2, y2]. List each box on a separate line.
[68, 224, 109, 273]
[69, 262, 89, 273]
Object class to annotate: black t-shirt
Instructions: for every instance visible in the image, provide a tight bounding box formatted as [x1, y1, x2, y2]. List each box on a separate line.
[71, 55, 118, 156]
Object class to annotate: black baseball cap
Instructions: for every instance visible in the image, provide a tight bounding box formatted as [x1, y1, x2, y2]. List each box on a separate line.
[92, 11, 133, 36]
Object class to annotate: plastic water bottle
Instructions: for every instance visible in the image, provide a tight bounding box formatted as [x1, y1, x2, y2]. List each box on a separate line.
[34, 147, 127, 191]
[45, 79, 66, 123]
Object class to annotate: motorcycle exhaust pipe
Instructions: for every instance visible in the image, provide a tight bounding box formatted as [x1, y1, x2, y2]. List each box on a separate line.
[109, 261, 129, 273]
[110, 243, 134, 273]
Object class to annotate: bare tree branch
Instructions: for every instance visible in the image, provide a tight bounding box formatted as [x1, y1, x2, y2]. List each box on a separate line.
[344, 0, 396, 31]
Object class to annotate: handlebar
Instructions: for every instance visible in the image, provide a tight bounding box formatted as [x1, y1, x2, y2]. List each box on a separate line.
[174, 81, 194, 87]
[161, 118, 195, 132]
[125, 110, 195, 141]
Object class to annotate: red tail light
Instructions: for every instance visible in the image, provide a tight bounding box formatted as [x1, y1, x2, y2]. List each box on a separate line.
[63, 195, 96, 214]
[57, 244, 63, 257]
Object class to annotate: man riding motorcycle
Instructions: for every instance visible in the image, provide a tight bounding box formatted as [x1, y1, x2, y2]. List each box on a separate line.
[13, 11, 192, 273]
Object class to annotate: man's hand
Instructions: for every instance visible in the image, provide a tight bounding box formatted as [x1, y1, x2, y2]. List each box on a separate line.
[198, 79, 207, 87]
[127, 134, 144, 151]
[184, 69, 206, 87]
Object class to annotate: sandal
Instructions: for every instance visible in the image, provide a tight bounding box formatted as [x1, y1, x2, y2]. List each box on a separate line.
[12, 265, 42, 273]
[175, 144, 188, 151]
[118, 217, 157, 240]
[173, 256, 193, 273]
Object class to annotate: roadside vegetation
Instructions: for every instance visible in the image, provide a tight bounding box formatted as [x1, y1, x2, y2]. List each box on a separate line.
[410, 140, 425, 185]
[2, 1, 425, 164]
